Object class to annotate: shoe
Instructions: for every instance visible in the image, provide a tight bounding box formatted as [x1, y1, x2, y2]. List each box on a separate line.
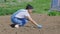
[15, 24, 19, 28]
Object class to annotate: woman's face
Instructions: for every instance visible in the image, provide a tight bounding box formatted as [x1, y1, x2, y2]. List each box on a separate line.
[28, 9, 33, 13]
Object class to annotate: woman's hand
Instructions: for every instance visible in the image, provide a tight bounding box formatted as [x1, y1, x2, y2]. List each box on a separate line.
[37, 24, 42, 29]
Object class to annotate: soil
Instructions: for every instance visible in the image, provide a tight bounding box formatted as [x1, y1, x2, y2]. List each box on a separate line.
[0, 14, 60, 34]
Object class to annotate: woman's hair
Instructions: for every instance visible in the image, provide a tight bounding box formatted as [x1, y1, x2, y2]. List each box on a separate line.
[26, 4, 33, 9]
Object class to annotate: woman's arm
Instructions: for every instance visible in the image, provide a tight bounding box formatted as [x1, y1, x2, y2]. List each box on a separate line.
[26, 16, 38, 26]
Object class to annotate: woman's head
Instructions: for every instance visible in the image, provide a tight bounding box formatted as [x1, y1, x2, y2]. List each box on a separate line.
[26, 4, 33, 13]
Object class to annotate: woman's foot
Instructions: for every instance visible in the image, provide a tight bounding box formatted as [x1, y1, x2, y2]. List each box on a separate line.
[15, 24, 19, 28]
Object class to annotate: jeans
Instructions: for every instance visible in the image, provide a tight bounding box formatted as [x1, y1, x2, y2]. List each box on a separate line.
[11, 17, 28, 26]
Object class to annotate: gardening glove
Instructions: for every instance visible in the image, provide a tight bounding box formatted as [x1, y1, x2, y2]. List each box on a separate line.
[37, 24, 42, 29]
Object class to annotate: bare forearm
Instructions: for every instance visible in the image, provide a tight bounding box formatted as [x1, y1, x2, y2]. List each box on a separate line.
[26, 16, 38, 26]
[29, 18, 38, 26]
[30, 20, 38, 26]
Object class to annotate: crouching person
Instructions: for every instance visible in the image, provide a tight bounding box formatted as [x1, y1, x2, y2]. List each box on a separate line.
[11, 4, 42, 28]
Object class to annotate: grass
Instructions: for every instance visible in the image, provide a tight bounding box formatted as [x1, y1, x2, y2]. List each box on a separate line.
[0, 0, 60, 16]
[48, 11, 60, 16]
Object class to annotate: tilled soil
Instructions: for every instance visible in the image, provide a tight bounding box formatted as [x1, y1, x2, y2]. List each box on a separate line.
[0, 14, 60, 34]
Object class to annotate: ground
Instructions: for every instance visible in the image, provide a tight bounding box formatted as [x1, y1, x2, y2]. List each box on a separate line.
[0, 14, 60, 34]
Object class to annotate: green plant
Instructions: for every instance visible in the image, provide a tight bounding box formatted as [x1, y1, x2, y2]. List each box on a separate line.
[48, 11, 60, 16]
